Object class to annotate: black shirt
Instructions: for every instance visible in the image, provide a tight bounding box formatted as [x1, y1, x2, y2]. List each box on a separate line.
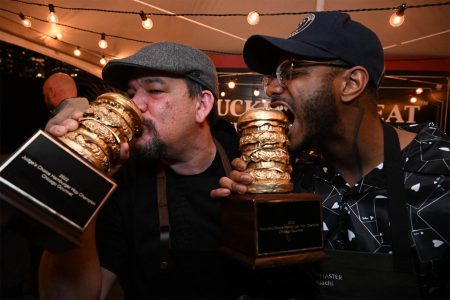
[96, 124, 243, 299]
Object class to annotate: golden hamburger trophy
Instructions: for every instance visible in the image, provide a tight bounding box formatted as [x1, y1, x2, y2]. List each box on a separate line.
[221, 107, 326, 269]
[0, 93, 143, 251]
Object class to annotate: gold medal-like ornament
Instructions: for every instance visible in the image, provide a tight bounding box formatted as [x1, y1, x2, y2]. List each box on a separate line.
[237, 107, 292, 193]
[58, 92, 143, 173]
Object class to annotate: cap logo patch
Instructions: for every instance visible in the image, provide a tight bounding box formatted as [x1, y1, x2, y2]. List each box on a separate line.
[288, 13, 315, 38]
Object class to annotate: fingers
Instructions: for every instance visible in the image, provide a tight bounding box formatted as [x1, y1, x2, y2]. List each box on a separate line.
[47, 111, 84, 137]
[118, 142, 130, 164]
[210, 169, 254, 198]
[71, 110, 84, 120]
[210, 157, 254, 199]
[60, 118, 80, 131]
[48, 124, 70, 137]
[210, 187, 231, 198]
[231, 157, 247, 171]
[108, 142, 130, 176]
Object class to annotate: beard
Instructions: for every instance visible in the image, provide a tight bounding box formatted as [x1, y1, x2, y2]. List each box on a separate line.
[135, 118, 166, 159]
[294, 72, 340, 151]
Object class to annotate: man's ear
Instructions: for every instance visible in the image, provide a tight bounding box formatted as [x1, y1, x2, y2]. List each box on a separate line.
[195, 90, 215, 123]
[48, 87, 57, 104]
[340, 66, 369, 103]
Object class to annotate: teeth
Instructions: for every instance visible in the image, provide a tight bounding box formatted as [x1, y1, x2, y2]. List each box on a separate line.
[274, 106, 288, 112]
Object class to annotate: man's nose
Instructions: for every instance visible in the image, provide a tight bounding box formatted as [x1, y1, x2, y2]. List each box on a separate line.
[264, 77, 284, 97]
[132, 93, 148, 113]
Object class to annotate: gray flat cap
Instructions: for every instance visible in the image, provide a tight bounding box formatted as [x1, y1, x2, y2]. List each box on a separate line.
[102, 42, 219, 98]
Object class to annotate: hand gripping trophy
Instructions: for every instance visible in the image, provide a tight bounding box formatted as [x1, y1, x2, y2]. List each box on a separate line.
[0, 92, 143, 251]
[221, 107, 326, 269]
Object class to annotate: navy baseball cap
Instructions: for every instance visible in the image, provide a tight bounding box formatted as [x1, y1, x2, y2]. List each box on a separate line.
[243, 12, 385, 87]
[102, 42, 219, 98]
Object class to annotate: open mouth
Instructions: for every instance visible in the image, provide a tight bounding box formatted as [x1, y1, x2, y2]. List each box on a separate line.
[271, 102, 295, 126]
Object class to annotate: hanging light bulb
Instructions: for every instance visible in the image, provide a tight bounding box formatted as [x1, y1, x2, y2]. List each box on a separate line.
[19, 13, 32, 27]
[389, 3, 406, 27]
[47, 4, 58, 24]
[50, 23, 62, 39]
[139, 11, 154, 30]
[100, 55, 107, 65]
[253, 89, 261, 97]
[220, 91, 226, 97]
[98, 33, 108, 49]
[415, 88, 423, 95]
[409, 96, 417, 103]
[247, 11, 260, 25]
[74, 47, 81, 57]
[228, 81, 236, 89]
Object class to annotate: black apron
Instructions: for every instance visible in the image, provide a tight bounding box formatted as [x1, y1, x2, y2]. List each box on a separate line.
[309, 122, 422, 299]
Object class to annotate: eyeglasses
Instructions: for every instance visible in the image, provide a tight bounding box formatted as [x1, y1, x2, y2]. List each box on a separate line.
[262, 59, 351, 88]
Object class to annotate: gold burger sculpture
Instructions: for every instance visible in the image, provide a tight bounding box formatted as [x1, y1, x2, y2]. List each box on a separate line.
[238, 107, 292, 193]
[59, 92, 143, 173]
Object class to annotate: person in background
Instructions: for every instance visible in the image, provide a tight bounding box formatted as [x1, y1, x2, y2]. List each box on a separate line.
[39, 42, 243, 299]
[212, 12, 449, 299]
[42, 72, 89, 131]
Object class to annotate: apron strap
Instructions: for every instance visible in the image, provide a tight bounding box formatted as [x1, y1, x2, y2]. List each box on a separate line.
[156, 161, 170, 270]
[156, 138, 231, 270]
[382, 121, 414, 273]
[214, 138, 232, 175]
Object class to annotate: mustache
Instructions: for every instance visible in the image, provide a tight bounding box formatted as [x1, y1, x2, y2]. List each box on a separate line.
[143, 118, 156, 131]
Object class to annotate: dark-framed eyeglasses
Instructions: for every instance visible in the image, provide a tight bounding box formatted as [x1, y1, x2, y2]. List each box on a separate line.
[262, 59, 351, 88]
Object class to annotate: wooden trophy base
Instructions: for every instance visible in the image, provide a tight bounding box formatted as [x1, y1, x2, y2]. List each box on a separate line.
[221, 192, 327, 269]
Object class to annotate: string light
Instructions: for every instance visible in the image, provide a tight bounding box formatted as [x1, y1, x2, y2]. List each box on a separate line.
[18, 12, 32, 27]
[390, 3, 407, 27]
[247, 11, 260, 25]
[2, 2, 449, 58]
[74, 46, 81, 56]
[409, 96, 417, 103]
[415, 87, 423, 94]
[47, 4, 58, 25]
[100, 55, 107, 65]
[139, 11, 153, 30]
[98, 33, 108, 49]
[220, 91, 226, 97]
[228, 81, 236, 89]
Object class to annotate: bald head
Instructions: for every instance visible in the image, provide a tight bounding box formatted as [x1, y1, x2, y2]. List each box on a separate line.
[43, 72, 78, 110]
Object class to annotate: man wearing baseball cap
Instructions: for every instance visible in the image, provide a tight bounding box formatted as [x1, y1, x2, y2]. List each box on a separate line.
[40, 42, 244, 299]
[213, 12, 449, 299]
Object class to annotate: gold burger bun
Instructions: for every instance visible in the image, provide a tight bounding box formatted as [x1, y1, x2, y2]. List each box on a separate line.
[237, 108, 289, 131]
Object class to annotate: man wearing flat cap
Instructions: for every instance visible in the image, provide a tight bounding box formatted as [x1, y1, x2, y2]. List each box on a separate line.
[39, 42, 244, 299]
[213, 11, 449, 299]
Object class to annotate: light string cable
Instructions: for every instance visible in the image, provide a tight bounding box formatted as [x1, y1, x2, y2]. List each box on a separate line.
[2, 1, 450, 57]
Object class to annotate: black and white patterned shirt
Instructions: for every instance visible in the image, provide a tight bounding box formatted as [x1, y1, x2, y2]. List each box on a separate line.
[293, 122, 449, 297]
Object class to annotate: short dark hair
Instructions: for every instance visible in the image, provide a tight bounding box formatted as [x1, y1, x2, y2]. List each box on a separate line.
[184, 77, 218, 125]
